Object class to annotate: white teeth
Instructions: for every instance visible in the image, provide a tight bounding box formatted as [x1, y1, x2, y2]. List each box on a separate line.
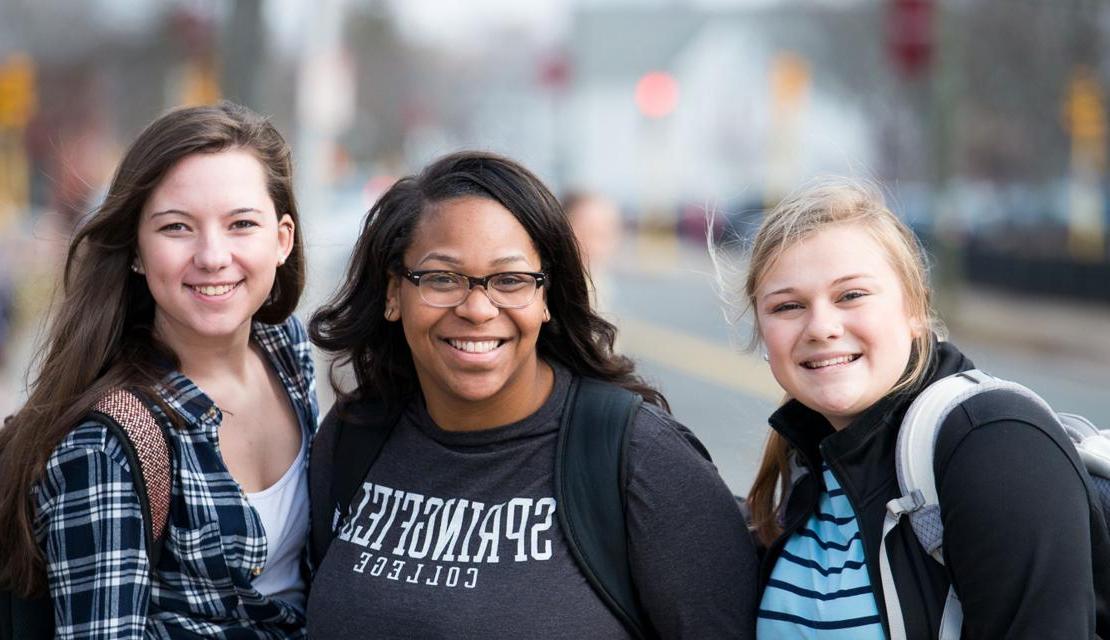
[192, 283, 237, 296]
[805, 355, 858, 369]
[448, 339, 500, 354]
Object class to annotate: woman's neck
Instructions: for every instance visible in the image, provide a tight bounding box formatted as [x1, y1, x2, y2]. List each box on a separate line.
[424, 359, 555, 432]
[154, 315, 255, 383]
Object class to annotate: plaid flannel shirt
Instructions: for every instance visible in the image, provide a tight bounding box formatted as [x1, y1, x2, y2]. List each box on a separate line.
[33, 316, 318, 639]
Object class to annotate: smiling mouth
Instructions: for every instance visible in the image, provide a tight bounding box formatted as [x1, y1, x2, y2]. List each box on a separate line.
[188, 282, 241, 296]
[446, 339, 505, 354]
[802, 354, 861, 370]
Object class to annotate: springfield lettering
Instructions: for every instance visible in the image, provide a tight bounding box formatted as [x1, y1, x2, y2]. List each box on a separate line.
[335, 482, 557, 590]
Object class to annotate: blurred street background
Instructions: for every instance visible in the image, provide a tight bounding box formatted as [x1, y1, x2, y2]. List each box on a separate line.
[2, 0, 1109, 493]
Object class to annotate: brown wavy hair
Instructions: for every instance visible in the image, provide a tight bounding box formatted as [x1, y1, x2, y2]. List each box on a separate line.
[712, 179, 943, 546]
[310, 150, 667, 412]
[0, 101, 304, 596]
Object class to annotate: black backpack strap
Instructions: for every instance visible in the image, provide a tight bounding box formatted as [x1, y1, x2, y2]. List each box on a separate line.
[554, 377, 654, 640]
[309, 399, 399, 567]
[87, 389, 173, 569]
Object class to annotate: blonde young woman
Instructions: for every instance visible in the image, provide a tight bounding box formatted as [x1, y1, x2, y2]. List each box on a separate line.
[718, 180, 1110, 638]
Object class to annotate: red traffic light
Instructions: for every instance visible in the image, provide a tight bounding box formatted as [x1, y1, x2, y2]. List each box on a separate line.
[887, 0, 934, 79]
[635, 72, 679, 119]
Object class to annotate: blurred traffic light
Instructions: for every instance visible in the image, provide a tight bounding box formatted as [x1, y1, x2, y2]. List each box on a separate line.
[886, 0, 933, 79]
[635, 71, 679, 119]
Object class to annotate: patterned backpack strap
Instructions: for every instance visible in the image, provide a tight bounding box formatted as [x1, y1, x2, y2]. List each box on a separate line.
[92, 389, 173, 542]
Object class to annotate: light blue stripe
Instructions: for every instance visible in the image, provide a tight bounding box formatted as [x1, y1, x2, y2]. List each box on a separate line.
[758, 466, 886, 639]
[757, 615, 885, 640]
[785, 530, 866, 565]
[794, 527, 861, 551]
[765, 579, 874, 601]
[770, 558, 874, 591]
[823, 493, 854, 515]
[762, 586, 885, 619]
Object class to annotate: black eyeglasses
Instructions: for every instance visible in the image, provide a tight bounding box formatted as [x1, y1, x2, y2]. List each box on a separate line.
[401, 269, 547, 309]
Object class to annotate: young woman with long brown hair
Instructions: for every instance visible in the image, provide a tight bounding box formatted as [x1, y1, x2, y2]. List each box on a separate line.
[0, 102, 317, 638]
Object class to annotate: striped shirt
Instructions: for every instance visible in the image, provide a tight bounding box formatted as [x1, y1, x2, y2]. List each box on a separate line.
[757, 464, 886, 639]
[32, 317, 317, 639]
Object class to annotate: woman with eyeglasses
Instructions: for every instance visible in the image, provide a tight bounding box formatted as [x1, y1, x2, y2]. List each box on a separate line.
[305, 151, 757, 638]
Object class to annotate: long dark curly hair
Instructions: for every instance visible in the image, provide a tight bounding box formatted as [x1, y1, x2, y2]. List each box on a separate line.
[309, 150, 666, 412]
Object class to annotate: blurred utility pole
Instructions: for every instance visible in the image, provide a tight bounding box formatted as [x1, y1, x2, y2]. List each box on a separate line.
[1061, 0, 1106, 263]
[171, 7, 221, 106]
[537, 51, 572, 191]
[222, 0, 265, 108]
[296, 0, 355, 227]
[928, 1, 964, 319]
[634, 70, 681, 268]
[887, 0, 963, 315]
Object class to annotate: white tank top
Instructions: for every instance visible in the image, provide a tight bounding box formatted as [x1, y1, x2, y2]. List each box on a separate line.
[246, 431, 309, 611]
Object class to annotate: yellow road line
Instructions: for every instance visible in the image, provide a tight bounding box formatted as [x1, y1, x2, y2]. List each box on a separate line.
[618, 318, 784, 402]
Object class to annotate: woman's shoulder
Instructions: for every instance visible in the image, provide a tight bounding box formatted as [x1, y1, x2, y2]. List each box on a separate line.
[627, 402, 714, 470]
[311, 397, 399, 469]
[631, 402, 682, 438]
[933, 386, 1082, 494]
[49, 418, 135, 470]
[35, 417, 139, 512]
[935, 387, 1064, 453]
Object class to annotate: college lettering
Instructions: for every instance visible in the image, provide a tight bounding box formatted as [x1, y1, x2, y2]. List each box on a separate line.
[336, 483, 557, 588]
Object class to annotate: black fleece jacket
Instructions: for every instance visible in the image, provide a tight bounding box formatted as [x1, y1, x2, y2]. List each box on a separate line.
[761, 340, 1110, 639]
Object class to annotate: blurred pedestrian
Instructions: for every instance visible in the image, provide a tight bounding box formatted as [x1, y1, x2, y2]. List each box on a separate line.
[0, 101, 317, 638]
[563, 191, 623, 312]
[0, 267, 12, 378]
[717, 179, 1110, 638]
[0, 269, 13, 416]
[307, 151, 757, 639]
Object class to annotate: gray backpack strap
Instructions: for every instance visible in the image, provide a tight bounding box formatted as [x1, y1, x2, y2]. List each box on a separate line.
[880, 370, 1055, 640]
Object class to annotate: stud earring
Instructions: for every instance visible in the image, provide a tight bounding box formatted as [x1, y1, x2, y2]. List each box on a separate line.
[130, 263, 142, 274]
[761, 351, 769, 362]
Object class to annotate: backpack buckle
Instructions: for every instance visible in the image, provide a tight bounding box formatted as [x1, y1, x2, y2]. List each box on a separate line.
[887, 489, 926, 517]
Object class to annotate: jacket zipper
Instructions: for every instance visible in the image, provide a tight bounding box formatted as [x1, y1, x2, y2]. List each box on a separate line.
[820, 440, 894, 637]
